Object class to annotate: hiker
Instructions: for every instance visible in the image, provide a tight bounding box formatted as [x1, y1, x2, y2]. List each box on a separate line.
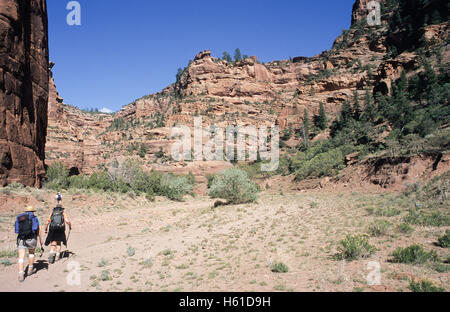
[15, 206, 44, 282]
[45, 204, 72, 264]
[56, 192, 62, 205]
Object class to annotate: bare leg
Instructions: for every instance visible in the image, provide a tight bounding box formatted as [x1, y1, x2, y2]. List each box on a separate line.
[27, 249, 36, 275]
[17, 248, 25, 282]
[49, 242, 57, 264]
[55, 242, 62, 260]
[17, 249, 25, 273]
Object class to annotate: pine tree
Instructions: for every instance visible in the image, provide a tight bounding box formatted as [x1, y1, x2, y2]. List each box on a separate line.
[302, 109, 310, 148]
[176, 68, 184, 82]
[317, 102, 327, 130]
[353, 91, 362, 121]
[363, 90, 376, 122]
[234, 48, 242, 62]
[222, 51, 232, 63]
[340, 100, 353, 124]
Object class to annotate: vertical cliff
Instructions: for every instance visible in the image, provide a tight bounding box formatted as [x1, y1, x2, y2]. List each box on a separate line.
[0, 0, 49, 187]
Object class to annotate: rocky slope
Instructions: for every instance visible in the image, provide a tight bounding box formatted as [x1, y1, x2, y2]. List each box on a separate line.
[45, 0, 449, 185]
[0, 0, 49, 187]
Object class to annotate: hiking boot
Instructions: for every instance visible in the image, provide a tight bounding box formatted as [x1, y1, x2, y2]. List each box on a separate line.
[18, 272, 25, 283]
[48, 253, 56, 264]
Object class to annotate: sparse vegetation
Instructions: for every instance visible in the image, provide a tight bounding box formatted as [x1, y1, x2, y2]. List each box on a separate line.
[408, 280, 445, 292]
[45, 160, 195, 201]
[271, 262, 289, 273]
[127, 246, 136, 257]
[390, 244, 438, 264]
[334, 234, 376, 261]
[208, 168, 259, 204]
[366, 220, 392, 237]
[437, 230, 450, 248]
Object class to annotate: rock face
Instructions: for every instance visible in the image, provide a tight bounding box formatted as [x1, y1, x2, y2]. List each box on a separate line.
[44, 0, 449, 184]
[0, 0, 49, 187]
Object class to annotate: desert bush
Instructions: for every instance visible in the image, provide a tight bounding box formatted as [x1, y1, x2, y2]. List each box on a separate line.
[7, 182, 24, 189]
[366, 220, 392, 237]
[45, 162, 69, 189]
[396, 223, 414, 234]
[100, 270, 112, 281]
[88, 171, 114, 191]
[403, 209, 450, 227]
[206, 173, 216, 189]
[437, 230, 450, 248]
[127, 246, 136, 257]
[67, 175, 89, 189]
[408, 280, 445, 292]
[97, 258, 109, 267]
[208, 168, 259, 204]
[390, 244, 438, 264]
[1, 259, 12, 266]
[334, 234, 376, 261]
[294, 148, 345, 180]
[161, 174, 194, 201]
[271, 262, 289, 273]
[432, 263, 450, 273]
[46, 159, 195, 201]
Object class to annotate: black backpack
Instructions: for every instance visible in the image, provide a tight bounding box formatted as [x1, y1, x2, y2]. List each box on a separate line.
[50, 207, 65, 231]
[16, 213, 36, 239]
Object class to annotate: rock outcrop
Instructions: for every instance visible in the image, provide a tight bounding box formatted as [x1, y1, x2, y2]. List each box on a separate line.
[44, 0, 449, 184]
[0, 0, 49, 187]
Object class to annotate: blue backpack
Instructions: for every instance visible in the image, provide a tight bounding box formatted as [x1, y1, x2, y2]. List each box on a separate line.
[15, 212, 39, 239]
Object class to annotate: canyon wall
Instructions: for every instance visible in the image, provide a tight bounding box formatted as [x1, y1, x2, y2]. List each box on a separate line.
[0, 0, 49, 187]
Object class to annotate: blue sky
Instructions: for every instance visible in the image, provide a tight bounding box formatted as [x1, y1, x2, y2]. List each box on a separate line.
[48, 0, 356, 112]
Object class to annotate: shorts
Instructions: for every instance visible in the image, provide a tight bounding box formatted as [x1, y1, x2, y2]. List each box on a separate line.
[17, 236, 38, 250]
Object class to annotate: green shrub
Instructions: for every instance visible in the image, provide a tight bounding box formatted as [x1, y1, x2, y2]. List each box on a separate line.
[127, 246, 136, 257]
[294, 148, 345, 180]
[437, 230, 450, 248]
[367, 220, 392, 237]
[46, 162, 69, 189]
[404, 209, 450, 226]
[271, 262, 289, 273]
[335, 234, 376, 261]
[390, 244, 438, 264]
[206, 174, 216, 189]
[432, 263, 450, 273]
[7, 182, 24, 189]
[161, 174, 194, 201]
[408, 280, 445, 292]
[396, 223, 414, 234]
[97, 258, 109, 267]
[1, 259, 12, 266]
[208, 168, 259, 204]
[100, 270, 112, 281]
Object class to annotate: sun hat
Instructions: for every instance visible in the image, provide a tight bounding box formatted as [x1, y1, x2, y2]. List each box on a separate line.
[25, 206, 36, 212]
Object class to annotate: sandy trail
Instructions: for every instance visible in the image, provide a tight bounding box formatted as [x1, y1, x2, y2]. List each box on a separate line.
[0, 191, 448, 292]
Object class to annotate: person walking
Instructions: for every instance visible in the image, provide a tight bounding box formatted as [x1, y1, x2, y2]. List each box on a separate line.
[15, 206, 43, 282]
[44, 203, 72, 264]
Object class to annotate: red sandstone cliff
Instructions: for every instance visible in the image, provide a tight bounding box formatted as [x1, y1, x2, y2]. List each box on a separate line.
[0, 0, 49, 187]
